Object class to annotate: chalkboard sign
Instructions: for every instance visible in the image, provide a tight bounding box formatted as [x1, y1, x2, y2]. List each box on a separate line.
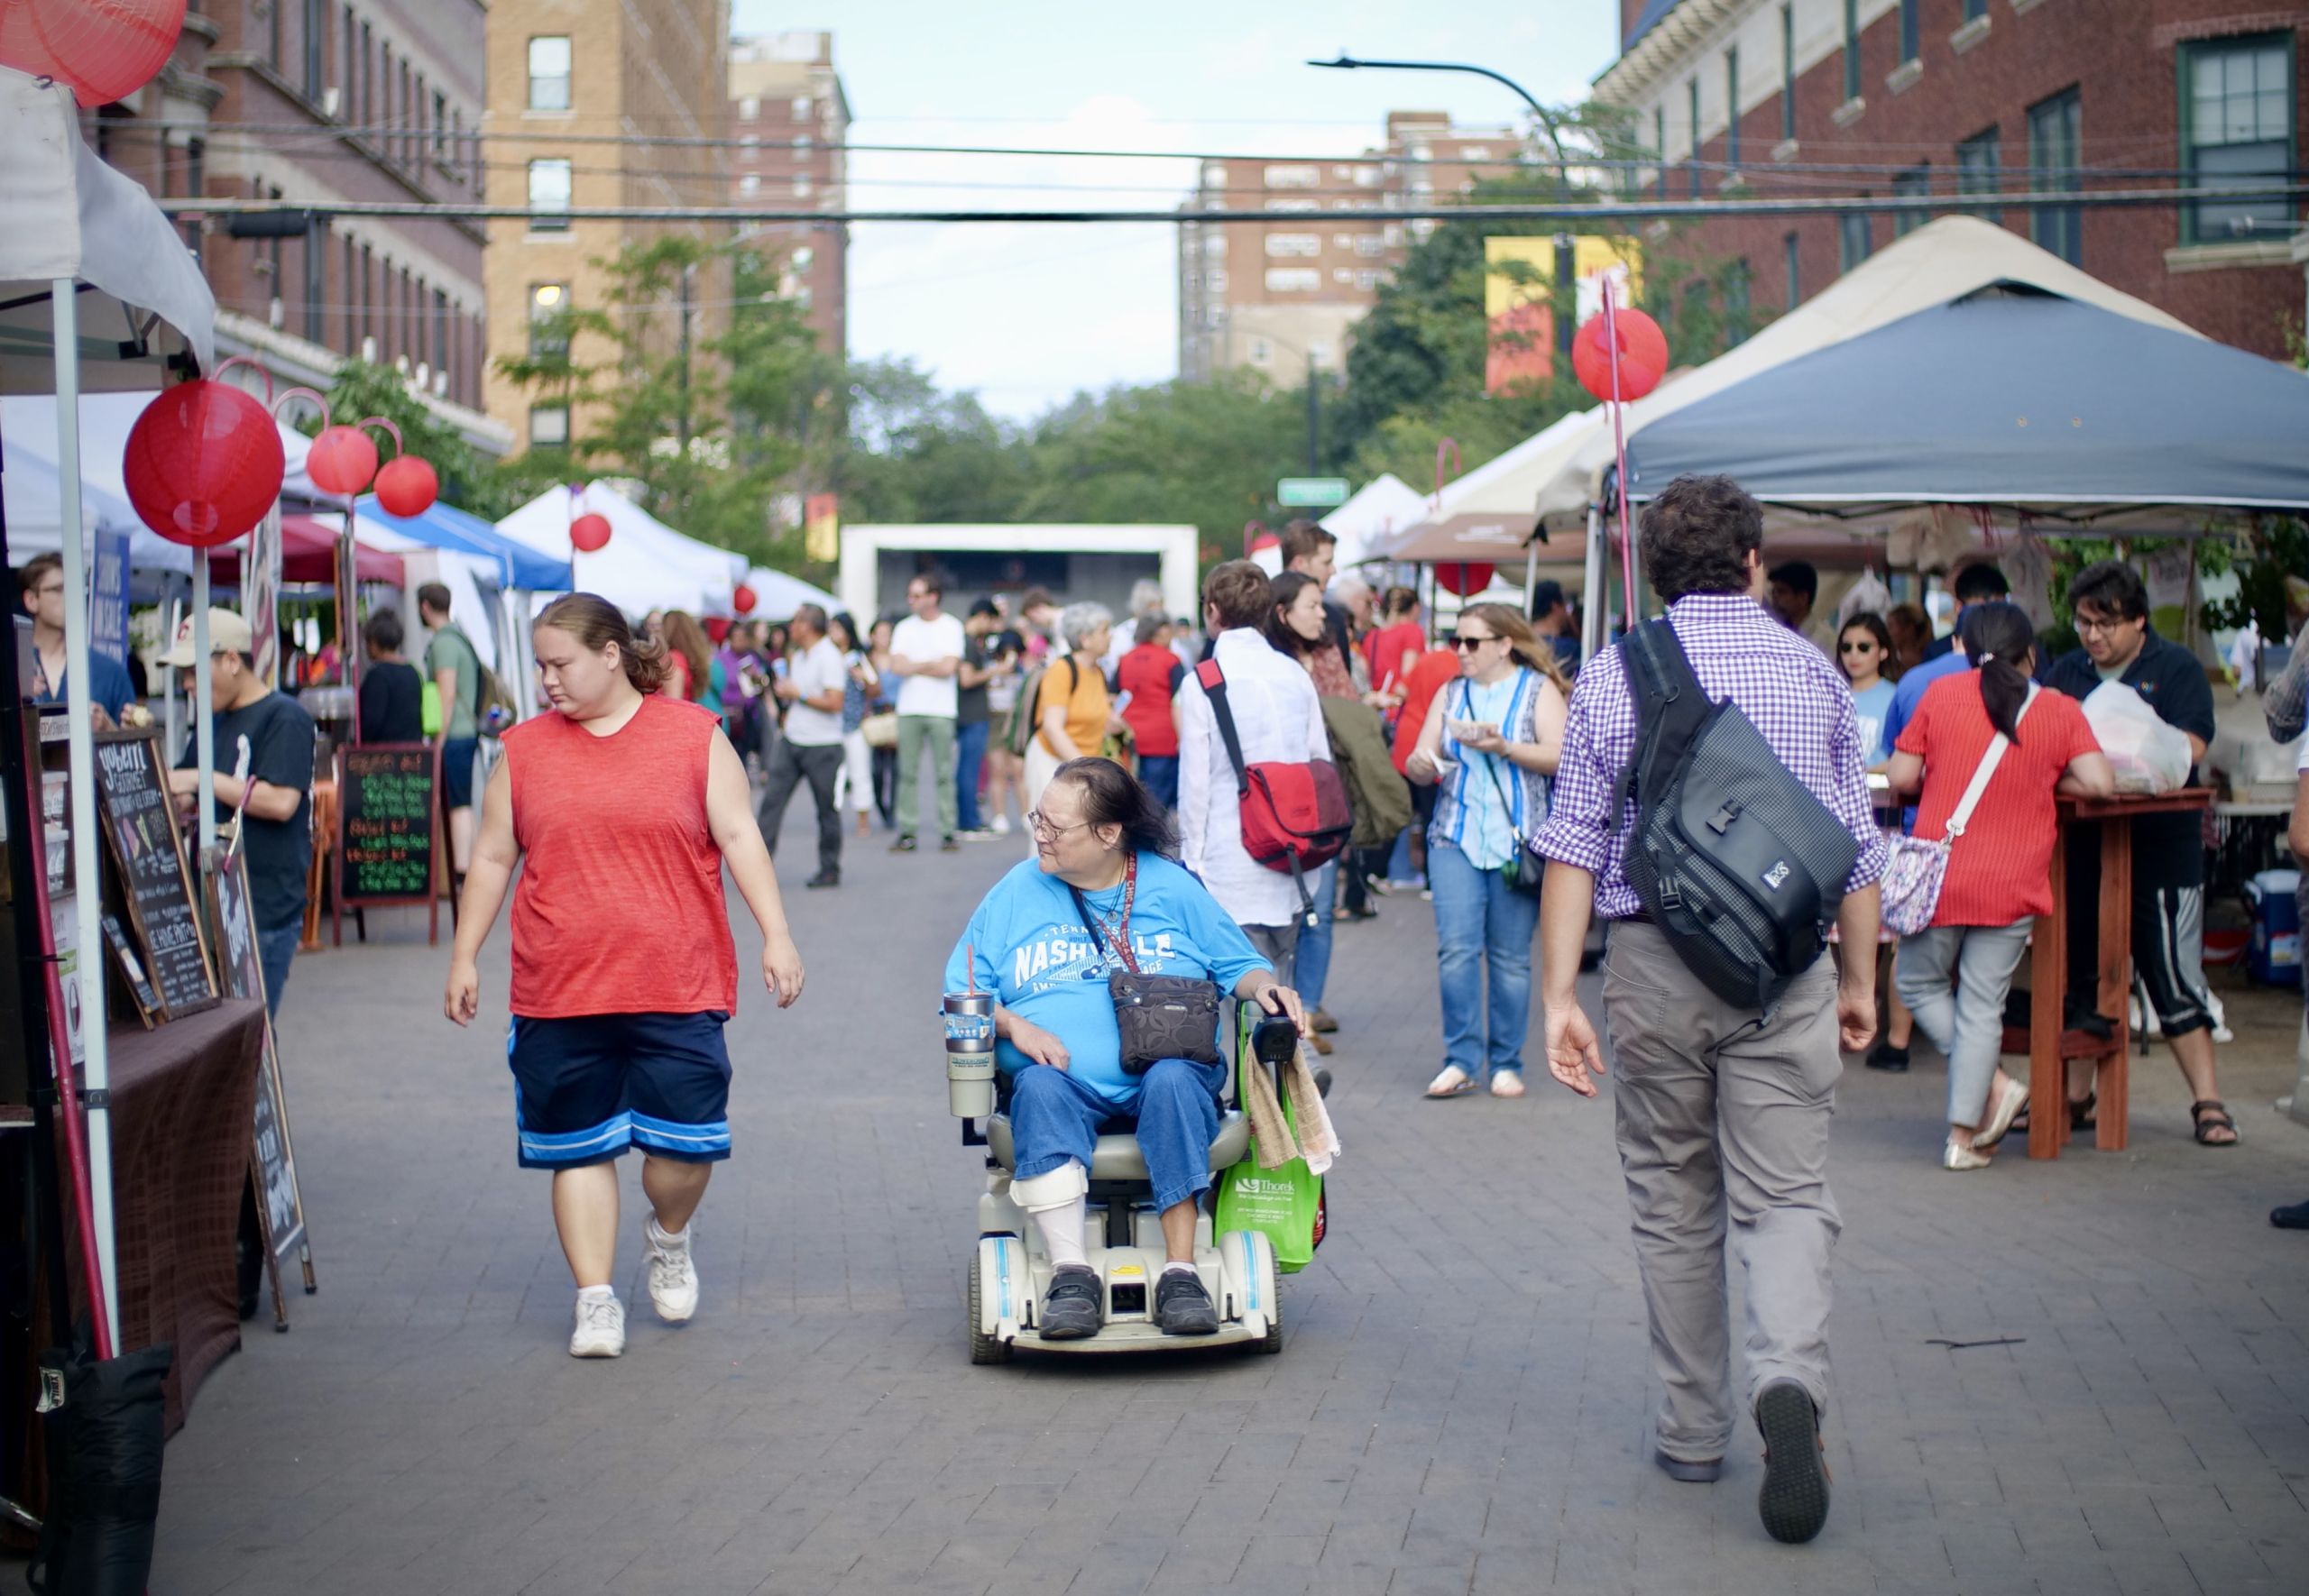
[101, 913, 160, 1027]
[92, 730, 216, 1021]
[335, 742, 439, 907]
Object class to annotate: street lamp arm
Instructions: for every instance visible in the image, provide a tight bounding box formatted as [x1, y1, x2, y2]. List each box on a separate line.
[1308, 54, 1571, 181]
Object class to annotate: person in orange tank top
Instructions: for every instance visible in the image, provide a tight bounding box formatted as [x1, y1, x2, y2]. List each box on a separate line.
[445, 594, 806, 1359]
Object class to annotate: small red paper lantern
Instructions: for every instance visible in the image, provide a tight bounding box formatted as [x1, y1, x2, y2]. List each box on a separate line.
[0, 0, 186, 109]
[373, 454, 438, 518]
[1434, 562, 1496, 597]
[1248, 531, 1280, 555]
[306, 425, 379, 495]
[1573, 307, 1670, 404]
[570, 512, 612, 553]
[121, 380, 285, 547]
[731, 583, 758, 616]
[703, 616, 731, 643]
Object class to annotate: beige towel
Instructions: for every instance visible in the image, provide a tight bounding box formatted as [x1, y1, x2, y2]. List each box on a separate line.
[1240, 1044, 1301, 1169]
[1282, 1044, 1340, 1176]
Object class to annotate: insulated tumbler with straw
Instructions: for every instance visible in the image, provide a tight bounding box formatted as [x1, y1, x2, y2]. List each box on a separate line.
[945, 988, 996, 1118]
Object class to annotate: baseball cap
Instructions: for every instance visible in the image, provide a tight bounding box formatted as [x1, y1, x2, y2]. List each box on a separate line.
[157, 607, 255, 666]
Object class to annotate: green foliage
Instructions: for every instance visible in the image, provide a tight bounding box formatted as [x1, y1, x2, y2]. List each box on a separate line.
[2202, 518, 2309, 640]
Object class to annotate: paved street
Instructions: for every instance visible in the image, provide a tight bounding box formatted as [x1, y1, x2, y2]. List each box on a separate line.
[142, 806, 2309, 1595]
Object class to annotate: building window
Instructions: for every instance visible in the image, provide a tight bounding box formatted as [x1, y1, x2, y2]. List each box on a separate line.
[1725, 47, 1741, 168]
[1265, 233, 1322, 258]
[792, 96, 812, 118]
[528, 158, 572, 231]
[304, 0, 327, 97]
[1957, 126, 2001, 225]
[431, 91, 447, 160]
[1355, 234, 1384, 257]
[2182, 34, 2294, 241]
[529, 283, 569, 356]
[1264, 268, 1321, 292]
[1839, 210, 1871, 271]
[2027, 88, 2082, 263]
[1653, 105, 1668, 190]
[304, 225, 325, 342]
[739, 173, 759, 196]
[1687, 77, 1701, 197]
[1780, 5, 1796, 141]
[1264, 164, 1320, 188]
[341, 5, 356, 116]
[739, 96, 759, 121]
[1726, 259, 1752, 344]
[1843, 0, 1861, 103]
[343, 233, 358, 351]
[1206, 269, 1227, 291]
[529, 406, 570, 447]
[433, 289, 448, 384]
[1250, 339, 1271, 363]
[529, 37, 571, 112]
[1899, 0, 1919, 66]
[1892, 164, 1929, 235]
[1964, 0, 1986, 18]
[792, 177, 811, 197]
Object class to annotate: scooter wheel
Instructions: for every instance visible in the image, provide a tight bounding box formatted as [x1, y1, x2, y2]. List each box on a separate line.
[967, 1246, 1011, 1365]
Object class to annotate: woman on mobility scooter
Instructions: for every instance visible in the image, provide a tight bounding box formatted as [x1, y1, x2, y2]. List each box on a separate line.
[946, 757, 1307, 1342]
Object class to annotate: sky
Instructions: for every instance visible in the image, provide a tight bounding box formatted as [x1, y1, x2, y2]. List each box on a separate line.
[728, 1, 1621, 419]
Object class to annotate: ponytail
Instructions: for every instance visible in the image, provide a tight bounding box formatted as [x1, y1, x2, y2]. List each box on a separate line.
[1960, 601, 2036, 743]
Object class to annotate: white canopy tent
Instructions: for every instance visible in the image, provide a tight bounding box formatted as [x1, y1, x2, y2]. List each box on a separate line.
[496, 482, 748, 617]
[0, 426, 191, 573]
[740, 566, 839, 622]
[1319, 473, 1430, 569]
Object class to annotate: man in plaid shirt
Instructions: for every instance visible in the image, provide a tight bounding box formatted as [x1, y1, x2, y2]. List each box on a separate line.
[1532, 474, 1885, 1546]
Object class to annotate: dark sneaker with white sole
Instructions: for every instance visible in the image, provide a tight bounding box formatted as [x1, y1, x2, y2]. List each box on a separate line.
[1154, 1270, 1220, 1335]
[1755, 1380, 1831, 1544]
[1037, 1266, 1102, 1339]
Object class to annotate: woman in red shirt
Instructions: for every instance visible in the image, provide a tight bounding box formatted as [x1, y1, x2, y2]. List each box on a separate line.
[445, 594, 806, 1357]
[1115, 614, 1186, 809]
[1884, 604, 2112, 1170]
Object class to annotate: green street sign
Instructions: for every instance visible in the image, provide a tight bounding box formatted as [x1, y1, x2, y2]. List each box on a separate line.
[1277, 477, 1350, 508]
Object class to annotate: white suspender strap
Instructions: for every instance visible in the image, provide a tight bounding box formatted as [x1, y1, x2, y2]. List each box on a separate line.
[1943, 685, 2036, 839]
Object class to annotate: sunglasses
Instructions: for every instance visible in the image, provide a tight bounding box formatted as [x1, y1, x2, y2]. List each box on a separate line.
[1838, 639, 1878, 653]
[1450, 634, 1496, 651]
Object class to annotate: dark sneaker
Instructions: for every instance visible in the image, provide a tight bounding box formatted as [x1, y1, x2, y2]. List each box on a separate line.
[889, 835, 917, 854]
[2063, 996, 2113, 1041]
[1037, 1265, 1102, 1340]
[804, 870, 840, 889]
[1154, 1270, 1219, 1335]
[940, 835, 961, 853]
[1755, 1380, 1831, 1544]
[1865, 1041, 1909, 1073]
[2271, 1199, 2309, 1231]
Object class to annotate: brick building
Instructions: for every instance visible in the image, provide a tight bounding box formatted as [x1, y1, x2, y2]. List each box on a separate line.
[94, 0, 503, 450]
[1178, 113, 1522, 381]
[480, 0, 731, 455]
[728, 32, 849, 356]
[1598, 0, 2308, 359]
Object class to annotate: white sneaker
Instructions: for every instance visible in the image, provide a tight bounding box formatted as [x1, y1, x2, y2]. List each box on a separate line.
[570, 1292, 626, 1357]
[644, 1217, 699, 1323]
[988, 814, 1012, 837]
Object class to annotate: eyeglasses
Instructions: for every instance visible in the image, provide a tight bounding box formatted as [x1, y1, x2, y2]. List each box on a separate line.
[2073, 614, 2137, 636]
[1450, 634, 1496, 651]
[1025, 809, 1092, 839]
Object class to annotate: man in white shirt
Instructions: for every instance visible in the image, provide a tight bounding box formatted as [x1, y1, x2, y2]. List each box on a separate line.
[758, 604, 850, 888]
[887, 574, 966, 851]
[1176, 561, 1334, 982]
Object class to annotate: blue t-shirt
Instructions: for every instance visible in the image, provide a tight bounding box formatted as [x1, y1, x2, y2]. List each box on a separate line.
[945, 852, 1267, 1108]
[1849, 678, 1897, 767]
[41, 648, 138, 721]
[1881, 649, 1970, 752]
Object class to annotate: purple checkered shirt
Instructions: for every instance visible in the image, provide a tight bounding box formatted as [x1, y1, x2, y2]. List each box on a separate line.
[1532, 592, 1888, 920]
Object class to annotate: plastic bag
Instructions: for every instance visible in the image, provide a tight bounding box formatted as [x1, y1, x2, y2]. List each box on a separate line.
[2082, 681, 2193, 793]
[1214, 1095, 1323, 1273]
[1835, 569, 1894, 631]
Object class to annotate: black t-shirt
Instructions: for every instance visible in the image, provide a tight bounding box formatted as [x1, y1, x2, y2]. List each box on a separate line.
[179, 691, 317, 931]
[957, 634, 991, 726]
[2043, 628, 2217, 890]
[359, 661, 425, 744]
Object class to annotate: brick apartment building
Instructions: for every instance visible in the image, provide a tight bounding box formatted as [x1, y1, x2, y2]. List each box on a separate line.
[481, 0, 731, 455]
[1597, 0, 2308, 359]
[93, 0, 503, 450]
[1178, 113, 1522, 381]
[728, 31, 849, 356]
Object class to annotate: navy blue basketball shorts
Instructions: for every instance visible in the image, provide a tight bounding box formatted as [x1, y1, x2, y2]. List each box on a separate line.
[506, 1011, 732, 1169]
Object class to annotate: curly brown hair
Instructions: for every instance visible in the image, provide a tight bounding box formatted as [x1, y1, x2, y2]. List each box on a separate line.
[1639, 474, 1763, 601]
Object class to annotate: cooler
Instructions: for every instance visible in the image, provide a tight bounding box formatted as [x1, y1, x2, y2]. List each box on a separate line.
[2245, 869, 2301, 987]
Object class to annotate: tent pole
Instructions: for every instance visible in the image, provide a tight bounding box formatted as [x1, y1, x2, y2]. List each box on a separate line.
[50, 280, 122, 1340]
[1582, 505, 1605, 663]
[1523, 542, 1539, 611]
[194, 556, 216, 855]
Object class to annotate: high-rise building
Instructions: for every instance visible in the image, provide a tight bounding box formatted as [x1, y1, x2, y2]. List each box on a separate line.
[729, 31, 849, 356]
[480, 0, 731, 455]
[1596, 0, 2306, 357]
[1178, 113, 1520, 382]
[93, 2, 503, 451]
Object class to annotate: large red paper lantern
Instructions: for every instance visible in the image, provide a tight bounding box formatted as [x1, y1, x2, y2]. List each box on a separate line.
[1434, 562, 1495, 597]
[305, 424, 379, 495]
[569, 512, 612, 553]
[121, 380, 285, 547]
[1573, 307, 1670, 404]
[373, 454, 438, 518]
[731, 583, 758, 616]
[0, 0, 186, 109]
[703, 616, 731, 643]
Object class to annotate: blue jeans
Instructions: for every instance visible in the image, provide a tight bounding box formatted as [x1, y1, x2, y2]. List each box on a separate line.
[1136, 755, 1179, 812]
[258, 920, 300, 1023]
[1007, 1058, 1226, 1215]
[1293, 858, 1338, 1011]
[954, 719, 989, 832]
[1429, 841, 1540, 1077]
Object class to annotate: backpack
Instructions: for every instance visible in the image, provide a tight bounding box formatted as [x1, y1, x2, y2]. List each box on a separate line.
[1002, 656, 1078, 758]
[1614, 619, 1861, 1014]
[437, 624, 518, 733]
[1193, 657, 1353, 924]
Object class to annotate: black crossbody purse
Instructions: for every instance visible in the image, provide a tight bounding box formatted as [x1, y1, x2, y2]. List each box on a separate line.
[1067, 868, 1224, 1074]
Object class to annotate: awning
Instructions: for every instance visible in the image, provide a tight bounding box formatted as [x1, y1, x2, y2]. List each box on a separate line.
[202, 514, 405, 585]
[354, 494, 573, 592]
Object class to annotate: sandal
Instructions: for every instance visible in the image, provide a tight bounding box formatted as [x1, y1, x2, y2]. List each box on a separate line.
[2011, 1090, 2096, 1137]
[2191, 1099, 2239, 1147]
[1424, 1066, 1477, 1099]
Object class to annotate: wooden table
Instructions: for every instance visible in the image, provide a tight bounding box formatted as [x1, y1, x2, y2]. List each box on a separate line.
[2019, 788, 2215, 1159]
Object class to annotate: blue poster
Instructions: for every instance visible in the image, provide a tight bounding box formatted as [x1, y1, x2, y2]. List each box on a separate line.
[89, 522, 131, 666]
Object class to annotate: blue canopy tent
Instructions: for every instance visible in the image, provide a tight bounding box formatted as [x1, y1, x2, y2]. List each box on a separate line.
[353, 494, 574, 591]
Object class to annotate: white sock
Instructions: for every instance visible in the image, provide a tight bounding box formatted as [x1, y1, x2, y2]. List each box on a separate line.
[1162, 1261, 1198, 1279]
[649, 1215, 688, 1244]
[1034, 1196, 1089, 1270]
[576, 1284, 616, 1303]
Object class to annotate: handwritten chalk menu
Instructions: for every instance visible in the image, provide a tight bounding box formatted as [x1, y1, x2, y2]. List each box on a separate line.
[337, 744, 437, 904]
[93, 730, 216, 1020]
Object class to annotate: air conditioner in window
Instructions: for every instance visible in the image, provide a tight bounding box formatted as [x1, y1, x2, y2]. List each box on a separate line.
[268, 297, 284, 329]
[361, 335, 378, 362]
[323, 87, 342, 116]
[394, 354, 410, 375]
[432, 370, 448, 397]
[414, 362, 430, 390]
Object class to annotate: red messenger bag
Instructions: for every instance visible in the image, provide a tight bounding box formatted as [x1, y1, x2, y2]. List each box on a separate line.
[1194, 657, 1353, 924]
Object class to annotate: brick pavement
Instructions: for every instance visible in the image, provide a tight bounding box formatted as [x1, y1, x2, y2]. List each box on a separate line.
[126, 806, 2309, 1595]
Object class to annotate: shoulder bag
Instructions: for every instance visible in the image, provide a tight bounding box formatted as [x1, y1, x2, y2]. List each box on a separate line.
[1068, 858, 1223, 1072]
[1880, 686, 2037, 937]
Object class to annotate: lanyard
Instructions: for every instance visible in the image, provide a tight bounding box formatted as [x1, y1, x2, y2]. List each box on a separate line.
[1069, 853, 1139, 975]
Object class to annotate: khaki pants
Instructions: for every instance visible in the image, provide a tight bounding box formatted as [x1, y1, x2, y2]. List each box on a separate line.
[1601, 920, 1843, 1464]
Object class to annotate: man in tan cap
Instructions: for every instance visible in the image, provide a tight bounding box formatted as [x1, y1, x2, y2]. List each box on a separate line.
[159, 607, 316, 1019]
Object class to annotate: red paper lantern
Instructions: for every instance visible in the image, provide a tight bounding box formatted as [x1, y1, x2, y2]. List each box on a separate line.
[305, 425, 379, 495]
[569, 512, 612, 553]
[1248, 531, 1280, 555]
[731, 583, 758, 616]
[1434, 562, 1496, 597]
[0, 0, 186, 109]
[1573, 307, 1670, 404]
[373, 454, 438, 518]
[121, 380, 285, 547]
[703, 616, 731, 643]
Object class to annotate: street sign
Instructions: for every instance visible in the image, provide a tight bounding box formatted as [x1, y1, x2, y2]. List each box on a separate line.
[1276, 477, 1349, 509]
